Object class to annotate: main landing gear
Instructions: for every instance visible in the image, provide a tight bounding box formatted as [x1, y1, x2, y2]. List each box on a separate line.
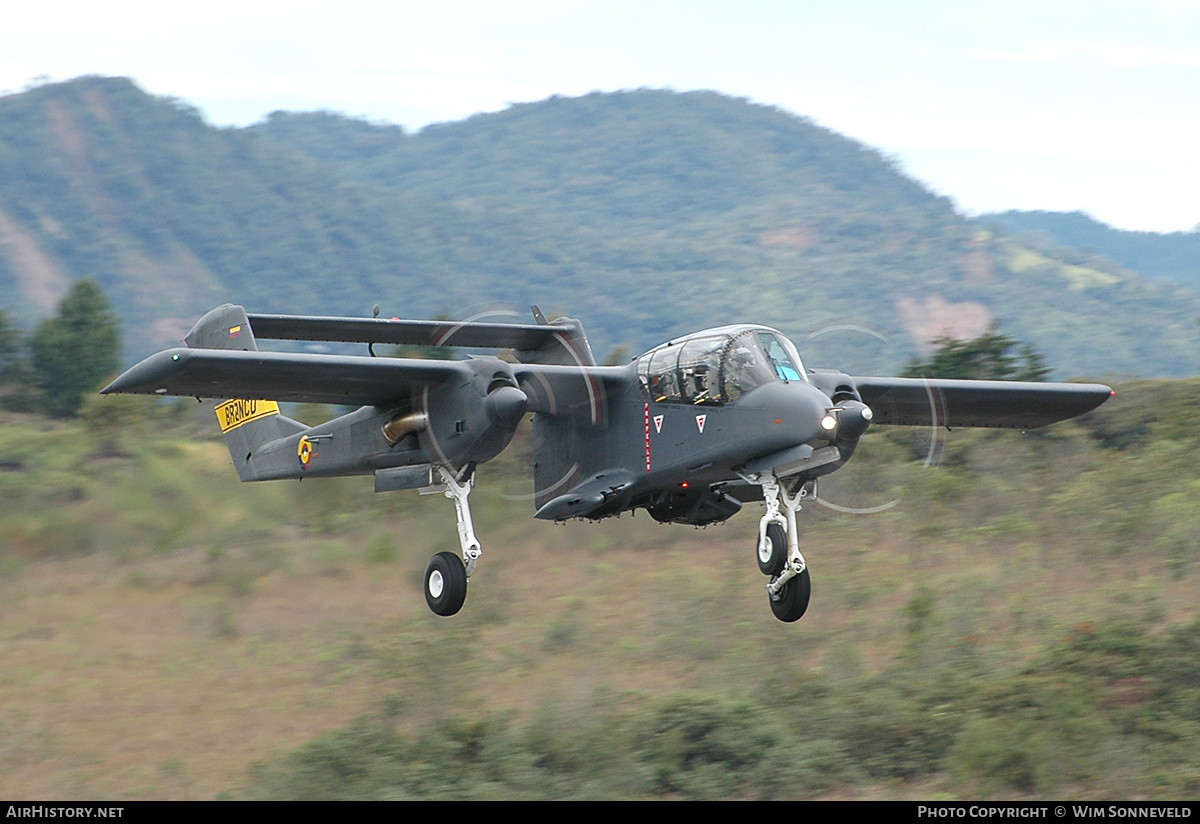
[755, 474, 812, 623]
[422, 466, 480, 616]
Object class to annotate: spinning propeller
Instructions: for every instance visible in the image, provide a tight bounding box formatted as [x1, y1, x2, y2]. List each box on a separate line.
[801, 323, 947, 516]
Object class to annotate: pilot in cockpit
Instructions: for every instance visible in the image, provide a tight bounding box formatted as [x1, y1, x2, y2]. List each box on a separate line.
[726, 345, 759, 396]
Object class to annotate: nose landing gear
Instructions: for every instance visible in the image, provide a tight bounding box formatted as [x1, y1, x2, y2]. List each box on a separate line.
[768, 566, 812, 623]
[756, 474, 812, 623]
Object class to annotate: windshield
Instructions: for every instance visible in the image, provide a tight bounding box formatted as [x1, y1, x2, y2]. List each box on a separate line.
[638, 327, 806, 404]
[721, 330, 804, 401]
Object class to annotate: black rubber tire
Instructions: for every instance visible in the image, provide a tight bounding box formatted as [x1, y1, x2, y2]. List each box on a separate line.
[769, 568, 812, 623]
[757, 523, 788, 576]
[424, 551, 468, 616]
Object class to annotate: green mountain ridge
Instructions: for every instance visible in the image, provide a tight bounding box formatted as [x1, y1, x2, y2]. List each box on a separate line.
[979, 209, 1200, 290]
[250, 90, 942, 225]
[2, 76, 1198, 377]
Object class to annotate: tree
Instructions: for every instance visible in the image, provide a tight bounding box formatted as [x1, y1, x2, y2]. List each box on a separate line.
[902, 324, 1050, 382]
[30, 279, 121, 418]
[0, 308, 33, 412]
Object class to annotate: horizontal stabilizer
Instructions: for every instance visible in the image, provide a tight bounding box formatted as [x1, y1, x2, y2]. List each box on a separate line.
[249, 313, 560, 350]
[248, 312, 597, 366]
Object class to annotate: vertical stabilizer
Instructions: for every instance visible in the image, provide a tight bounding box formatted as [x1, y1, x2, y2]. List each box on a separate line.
[184, 303, 261, 351]
[185, 304, 307, 481]
[517, 308, 597, 367]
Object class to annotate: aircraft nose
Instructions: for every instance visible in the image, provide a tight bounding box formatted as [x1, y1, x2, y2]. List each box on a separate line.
[773, 380, 838, 445]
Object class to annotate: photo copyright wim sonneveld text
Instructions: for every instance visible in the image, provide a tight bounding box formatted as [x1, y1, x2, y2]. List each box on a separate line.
[918, 808, 1193, 820]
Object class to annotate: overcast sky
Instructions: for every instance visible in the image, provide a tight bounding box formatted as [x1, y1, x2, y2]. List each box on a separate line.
[2, 0, 1197, 233]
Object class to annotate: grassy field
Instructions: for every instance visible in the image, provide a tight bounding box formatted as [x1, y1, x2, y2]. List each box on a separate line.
[2, 384, 1199, 799]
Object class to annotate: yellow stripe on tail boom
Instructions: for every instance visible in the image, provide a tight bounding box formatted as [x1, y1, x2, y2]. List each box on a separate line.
[215, 399, 280, 433]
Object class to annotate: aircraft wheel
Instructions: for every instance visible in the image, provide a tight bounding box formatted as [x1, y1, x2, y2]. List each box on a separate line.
[424, 551, 468, 616]
[768, 568, 811, 623]
[757, 523, 787, 576]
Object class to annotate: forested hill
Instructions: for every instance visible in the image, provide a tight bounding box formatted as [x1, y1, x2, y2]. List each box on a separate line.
[0, 77, 461, 348]
[979, 210, 1200, 290]
[3, 76, 1200, 376]
[248, 91, 943, 227]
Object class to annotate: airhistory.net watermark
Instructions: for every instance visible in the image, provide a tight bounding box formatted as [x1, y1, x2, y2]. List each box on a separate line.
[5, 808, 123, 818]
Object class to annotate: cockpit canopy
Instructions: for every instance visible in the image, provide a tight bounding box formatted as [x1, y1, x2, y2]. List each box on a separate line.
[637, 326, 807, 405]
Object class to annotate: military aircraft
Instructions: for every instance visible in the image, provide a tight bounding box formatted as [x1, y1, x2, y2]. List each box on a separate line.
[102, 304, 1112, 622]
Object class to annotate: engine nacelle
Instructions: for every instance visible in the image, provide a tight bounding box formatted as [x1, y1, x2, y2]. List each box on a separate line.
[419, 360, 528, 468]
[834, 400, 872, 441]
[808, 370, 872, 467]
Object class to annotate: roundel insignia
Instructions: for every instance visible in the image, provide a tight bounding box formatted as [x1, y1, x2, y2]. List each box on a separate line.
[298, 436, 316, 470]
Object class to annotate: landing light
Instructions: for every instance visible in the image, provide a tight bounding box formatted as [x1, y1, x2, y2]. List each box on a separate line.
[820, 414, 838, 432]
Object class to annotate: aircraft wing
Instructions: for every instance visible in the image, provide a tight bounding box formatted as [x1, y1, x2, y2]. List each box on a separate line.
[852, 377, 1113, 429]
[101, 347, 469, 406]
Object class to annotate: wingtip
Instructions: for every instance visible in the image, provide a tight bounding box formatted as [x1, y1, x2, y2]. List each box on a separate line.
[100, 374, 128, 395]
[98, 349, 186, 396]
[99, 375, 135, 396]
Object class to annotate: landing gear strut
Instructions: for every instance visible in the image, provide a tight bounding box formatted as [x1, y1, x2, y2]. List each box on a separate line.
[421, 466, 480, 616]
[755, 474, 812, 623]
